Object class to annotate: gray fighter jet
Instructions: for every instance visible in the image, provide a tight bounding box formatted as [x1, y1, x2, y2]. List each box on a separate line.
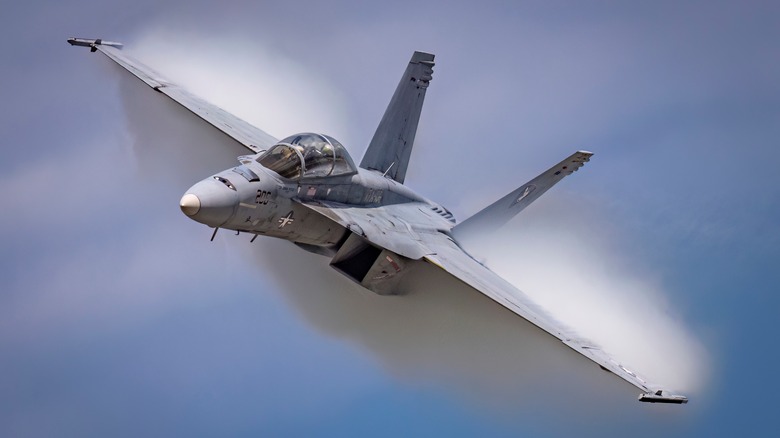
[69, 37, 687, 404]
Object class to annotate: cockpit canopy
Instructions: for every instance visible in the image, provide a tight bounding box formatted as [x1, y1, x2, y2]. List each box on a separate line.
[256, 133, 357, 180]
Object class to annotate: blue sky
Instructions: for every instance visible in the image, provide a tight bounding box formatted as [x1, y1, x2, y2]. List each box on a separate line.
[2, 1, 779, 436]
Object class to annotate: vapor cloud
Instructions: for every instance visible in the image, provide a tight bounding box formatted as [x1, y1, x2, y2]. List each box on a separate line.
[243, 205, 707, 411]
[5, 1, 777, 436]
[466, 202, 709, 394]
[128, 27, 352, 141]
[112, 31, 709, 414]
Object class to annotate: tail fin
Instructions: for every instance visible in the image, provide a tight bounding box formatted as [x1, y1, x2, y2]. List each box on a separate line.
[451, 151, 593, 242]
[359, 51, 435, 183]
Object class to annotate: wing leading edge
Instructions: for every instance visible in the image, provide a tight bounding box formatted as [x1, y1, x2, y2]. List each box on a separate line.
[68, 37, 278, 154]
[423, 233, 688, 404]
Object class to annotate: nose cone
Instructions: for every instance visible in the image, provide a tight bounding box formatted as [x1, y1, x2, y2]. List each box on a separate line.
[179, 179, 239, 227]
[179, 193, 201, 216]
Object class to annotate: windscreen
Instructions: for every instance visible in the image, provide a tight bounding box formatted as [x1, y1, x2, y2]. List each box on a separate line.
[257, 133, 357, 179]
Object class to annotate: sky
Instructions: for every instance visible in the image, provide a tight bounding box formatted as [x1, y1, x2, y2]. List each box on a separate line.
[2, 1, 779, 436]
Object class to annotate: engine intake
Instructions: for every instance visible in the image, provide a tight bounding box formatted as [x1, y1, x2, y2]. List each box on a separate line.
[330, 233, 409, 295]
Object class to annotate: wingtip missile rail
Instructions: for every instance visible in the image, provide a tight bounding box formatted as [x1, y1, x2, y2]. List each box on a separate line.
[67, 37, 123, 52]
[638, 390, 689, 404]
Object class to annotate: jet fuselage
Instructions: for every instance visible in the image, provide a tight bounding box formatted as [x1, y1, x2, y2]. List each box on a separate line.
[180, 153, 451, 252]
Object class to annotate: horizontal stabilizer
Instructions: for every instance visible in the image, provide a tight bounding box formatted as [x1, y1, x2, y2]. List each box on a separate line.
[451, 151, 593, 242]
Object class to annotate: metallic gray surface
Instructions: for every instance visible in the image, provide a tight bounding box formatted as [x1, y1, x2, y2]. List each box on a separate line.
[360, 51, 434, 183]
[71, 37, 687, 404]
[452, 150, 593, 246]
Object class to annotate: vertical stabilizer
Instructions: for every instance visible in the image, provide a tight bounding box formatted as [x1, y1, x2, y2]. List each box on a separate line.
[360, 51, 435, 183]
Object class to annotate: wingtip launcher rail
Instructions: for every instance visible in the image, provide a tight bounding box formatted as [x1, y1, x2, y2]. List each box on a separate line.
[638, 390, 689, 404]
[67, 37, 123, 52]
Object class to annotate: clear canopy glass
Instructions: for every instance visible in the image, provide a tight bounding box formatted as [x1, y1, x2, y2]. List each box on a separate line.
[256, 133, 357, 179]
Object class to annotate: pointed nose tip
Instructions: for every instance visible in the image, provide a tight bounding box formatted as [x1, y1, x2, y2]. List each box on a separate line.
[179, 193, 201, 216]
[178, 179, 239, 227]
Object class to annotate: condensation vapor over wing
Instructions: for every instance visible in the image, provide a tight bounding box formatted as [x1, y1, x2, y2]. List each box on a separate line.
[112, 30, 707, 416]
[465, 200, 709, 395]
[116, 70, 252, 188]
[248, 238, 648, 413]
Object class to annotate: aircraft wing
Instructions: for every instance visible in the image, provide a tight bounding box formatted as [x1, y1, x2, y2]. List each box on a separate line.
[422, 232, 689, 403]
[300, 199, 687, 403]
[68, 37, 277, 154]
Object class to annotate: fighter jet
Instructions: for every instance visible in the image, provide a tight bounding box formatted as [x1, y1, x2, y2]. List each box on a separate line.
[69, 37, 687, 404]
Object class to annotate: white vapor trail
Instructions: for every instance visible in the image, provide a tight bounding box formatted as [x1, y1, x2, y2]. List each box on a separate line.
[116, 29, 708, 413]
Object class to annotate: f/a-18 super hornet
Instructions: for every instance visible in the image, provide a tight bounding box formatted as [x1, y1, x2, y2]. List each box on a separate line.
[69, 37, 687, 404]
